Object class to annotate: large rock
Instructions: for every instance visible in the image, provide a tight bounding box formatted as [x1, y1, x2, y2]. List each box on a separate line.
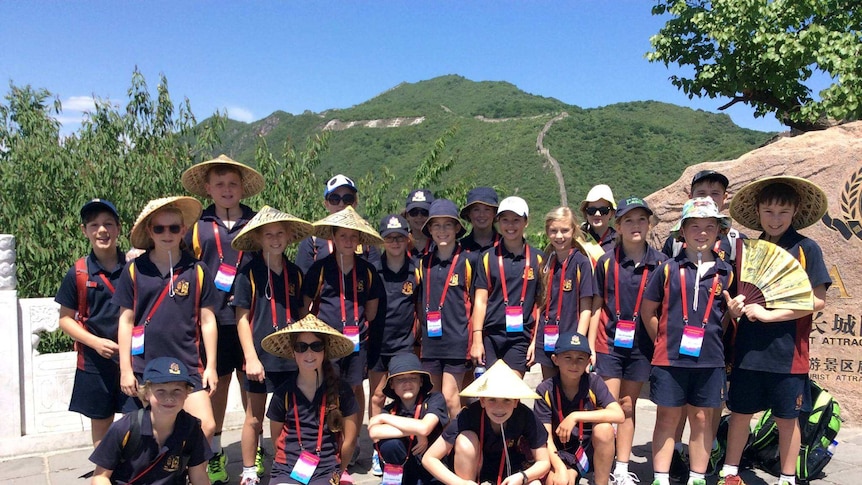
[645, 121, 862, 423]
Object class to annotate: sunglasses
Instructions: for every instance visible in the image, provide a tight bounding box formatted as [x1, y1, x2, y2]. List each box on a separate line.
[151, 224, 182, 234]
[384, 235, 407, 243]
[293, 340, 325, 353]
[407, 208, 429, 217]
[585, 206, 612, 216]
[326, 193, 356, 206]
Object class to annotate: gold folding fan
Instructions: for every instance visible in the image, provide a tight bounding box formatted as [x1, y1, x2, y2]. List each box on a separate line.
[737, 239, 813, 311]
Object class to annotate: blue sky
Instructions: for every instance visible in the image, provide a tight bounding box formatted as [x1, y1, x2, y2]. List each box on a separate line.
[1, 2, 806, 133]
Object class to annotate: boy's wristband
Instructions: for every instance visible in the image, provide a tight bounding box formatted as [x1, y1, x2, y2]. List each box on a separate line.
[520, 470, 528, 485]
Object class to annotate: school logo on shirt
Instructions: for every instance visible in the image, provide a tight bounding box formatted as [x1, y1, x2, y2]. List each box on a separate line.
[174, 280, 190, 297]
[402, 282, 414, 295]
[357, 280, 365, 292]
[714, 282, 722, 295]
[717, 249, 727, 261]
[289, 283, 296, 296]
[163, 455, 180, 472]
[527, 268, 535, 280]
[449, 274, 459, 286]
[563, 279, 573, 292]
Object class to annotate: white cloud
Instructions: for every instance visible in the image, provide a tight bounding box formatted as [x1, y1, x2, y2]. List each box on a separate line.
[63, 95, 98, 112]
[225, 106, 255, 123]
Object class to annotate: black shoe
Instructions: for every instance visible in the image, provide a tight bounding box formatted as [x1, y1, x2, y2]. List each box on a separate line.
[669, 448, 689, 484]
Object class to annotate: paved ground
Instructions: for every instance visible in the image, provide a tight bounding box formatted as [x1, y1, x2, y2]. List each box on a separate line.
[3, 368, 862, 484]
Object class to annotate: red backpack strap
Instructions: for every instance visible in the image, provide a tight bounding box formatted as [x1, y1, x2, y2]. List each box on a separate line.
[74, 257, 89, 323]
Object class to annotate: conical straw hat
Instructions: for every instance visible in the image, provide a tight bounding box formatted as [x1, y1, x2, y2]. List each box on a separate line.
[311, 206, 384, 247]
[130, 196, 202, 249]
[261, 314, 355, 360]
[459, 361, 540, 399]
[730, 176, 828, 231]
[231, 205, 313, 251]
[181, 154, 265, 199]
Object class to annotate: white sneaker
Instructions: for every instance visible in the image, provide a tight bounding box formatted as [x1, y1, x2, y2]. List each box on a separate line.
[613, 470, 640, 485]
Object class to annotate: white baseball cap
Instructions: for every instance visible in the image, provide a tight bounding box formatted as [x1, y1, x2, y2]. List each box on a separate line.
[496, 196, 529, 218]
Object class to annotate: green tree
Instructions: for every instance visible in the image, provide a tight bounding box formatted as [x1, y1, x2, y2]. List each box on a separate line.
[648, 0, 862, 131]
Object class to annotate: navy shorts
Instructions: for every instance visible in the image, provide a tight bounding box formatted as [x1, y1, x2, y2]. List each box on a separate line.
[650, 366, 726, 408]
[368, 354, 393, 373]
[335, 346, 367, 387]
[245, 371, 292, 394]
[421, 358, 470, 376]
[215, 324, 244, 376]
[483, 336, 528, 373]
[595, 352, 651, 382]
[728, 368, 811, 419]
[69, 368, 136, 419]
[557, 441, 594, 475]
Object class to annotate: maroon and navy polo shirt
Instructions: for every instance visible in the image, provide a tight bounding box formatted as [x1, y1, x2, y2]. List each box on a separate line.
[295, 236, 382, 274]
[55, 249, 126, 373]
[372, 253, 419, 357]
[533, 373, 617, 450]
[416, 245, 474, 360]
[112, 251, 218, 375]
[536, 249, 597, 353]
[232, 254, 305, 373]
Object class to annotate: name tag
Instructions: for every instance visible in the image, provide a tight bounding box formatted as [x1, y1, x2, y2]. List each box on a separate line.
[679, 325, 705, 357]
[213, 263, 237, 292]
[290, 450, 320, 484]
[382, 464, 404, 485]
[505, 306, 523, 333]
[613, 320, 636, 349]
[131, 326, 145, 355]
[426, 311, 442, 337]
[343, 326, 360, 353]
[543, 324, 559, 351]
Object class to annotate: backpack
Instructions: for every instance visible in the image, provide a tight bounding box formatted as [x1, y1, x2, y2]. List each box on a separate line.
[743, 380, 842, 484]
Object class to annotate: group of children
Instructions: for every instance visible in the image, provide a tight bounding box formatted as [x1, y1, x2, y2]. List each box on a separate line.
[56, 155, 830, 485]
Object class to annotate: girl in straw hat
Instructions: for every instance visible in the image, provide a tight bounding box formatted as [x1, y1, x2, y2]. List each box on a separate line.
[112, 196, 220, 443]
[422, 361, 551, 485]
[231, 206, 313, 485]
[262, 314, 360, 485]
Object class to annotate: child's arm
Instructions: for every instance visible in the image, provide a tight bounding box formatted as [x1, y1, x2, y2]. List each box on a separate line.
[641, 299, 660, 341]
[368, 413, 441, 440]
[421, 436, 475, 485]
[741, 284, 827, 322]
[365, 297, 379, 323]
[58, 307, 119, 359]
[502, 445, 550, 485]
[117, 307, 137, 396]
[470, 288, 488, 365]
[186, 462, 209, 485]
[543, 423, 570, 485]
[585, 295, 599, 364]
[199, 306, 218, 394]
[236, 307, 263, 383]
[339, 412, 360, 474]
[555, 402, 625, 444]
[90, 466, 113, 485]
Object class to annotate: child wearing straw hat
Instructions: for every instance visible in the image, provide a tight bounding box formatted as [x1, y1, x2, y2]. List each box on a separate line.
[112, 196, 219, 442]
[422, 360, 551, 485]
[719, 176, 831, 485]
[262, 314, 361, 485]
[535, 332, 624, 485]
[181, 154, 265, 483]
[368, 353, 449, 484]
[231, 206, 313, 485]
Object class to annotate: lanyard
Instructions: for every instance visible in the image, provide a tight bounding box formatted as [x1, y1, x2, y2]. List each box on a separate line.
[97, 273, 115, 293]
[498, 245, 531, 306]
[555, 384, 585, 443]
[270, 264, 293, 329]
[389, 395, 425, 462]
[680, 268, 720, 327]
[292, 392, 327, 454]
[543, 250, 571, 323]
[479, 410, 509, 485]
[613, 247, 649, 320]
[425, 248, 461, 312]
[141, 271, 181, 326]
[212, 222, 244, 266]
[338, 265, 360, 326]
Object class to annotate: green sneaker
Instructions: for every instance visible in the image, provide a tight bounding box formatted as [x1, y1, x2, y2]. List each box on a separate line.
[688, 479, 707, 485]
[717, 474, 746, 485]
[255, 446, 266, 476]
[207, 450, 229, 484]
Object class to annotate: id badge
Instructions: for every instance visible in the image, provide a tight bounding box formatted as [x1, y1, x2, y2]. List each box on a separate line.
[505, 306, 524, 333]
[614, 320, 636, 349]
[426, 311, 443, 337]
[214, 263, 237, 292]
[382, 464, 404, 485]
[343, 326, 360, 353]
[679, 325, 705, 357]
[575, 445, 590, 474]
[543, 324, 559, 351]
[289, 450, 320, 485]
[131, 326, 145, 355]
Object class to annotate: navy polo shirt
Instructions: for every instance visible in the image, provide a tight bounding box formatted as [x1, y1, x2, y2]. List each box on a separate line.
[186, 203, 256, 326]
[459, 229, 499, 254]
[372, 254, 419, 357]
[594, 246, 667, 357]
[661, 229, 748, 264]
[582, 225, 617, 252]
[233, 254, 305, 373]
[474, 243, 544, 344]
[55, 249, 126, 373]
[295, 236, 382, 274]
[408, 237, 434, 260]
[536, 249, 596, 352]
[441, 401, 547, 465]
[382, 391, 449, 449]
[301, 254, 384, 339]
[534, 374, 617, 450]
[643, 252, 734, 368]
[417, 246, 474, 360]
[112, 251, 219, 375]
[89, 409, 211, 484]
[734, 228, 831, 374]
[267, 373, 359, 480]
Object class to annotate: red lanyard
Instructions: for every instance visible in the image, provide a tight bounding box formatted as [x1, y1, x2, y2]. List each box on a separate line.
[613, 247, 649, 320]
[141, 271, 181, 326]
[213, 222, 243, 266]
[555, 385, 585, 443]
[543, 250, 571, 323]
[425, 248, 461, 311]
[292, 392, 327, 454]
[338, 265, 360, 326]
[498, 245, 531, 306]
[390, 395, 425, 461]
[479, 410, 509, 485]
[679, 268, 720, 327]
[270, 263, 292, 329]
[98, 273, 115, 293]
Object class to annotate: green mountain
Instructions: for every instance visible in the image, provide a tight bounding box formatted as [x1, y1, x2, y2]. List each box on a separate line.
[207, 74, 771, 222]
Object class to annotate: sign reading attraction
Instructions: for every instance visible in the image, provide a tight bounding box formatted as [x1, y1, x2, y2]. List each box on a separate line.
[646, 121, 862, 423]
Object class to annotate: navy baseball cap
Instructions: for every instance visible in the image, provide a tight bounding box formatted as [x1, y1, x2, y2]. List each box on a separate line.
[379, 214, 410, 238]
[554, 332, 591, 355]
[80, 198, 119, 222]
[691, 170, 729, 190]
[615, 196, 653, 219]
[459, 187, 499, 219]
[406, 189, 434, 212]
[143, 357, 194, 385]
[324, 174, 357, 197]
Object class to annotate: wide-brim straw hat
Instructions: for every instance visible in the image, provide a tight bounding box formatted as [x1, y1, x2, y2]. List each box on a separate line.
[383, 353, 433, 399]
[181, 154, 265, 199]
[261, 314, 355, 360]
[460, 361, 540, 400]
[730, 176, 828, 231]
[311, 206, 384, 247]
[231, 205, 313, 251]
[130, 196, 202, 249]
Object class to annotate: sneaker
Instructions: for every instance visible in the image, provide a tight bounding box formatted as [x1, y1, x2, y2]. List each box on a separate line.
[707, 443, 725, 476]
[207, 451, 229, 485]
[255, 447, 266, 476]
[688, 479, 707, 485]
[613, 470, 640, 485]
[717, 474, 746, 485]
[669, 449, 689, 484]
[371, 449, 383, 476]
[340, 470, 355, 484]
[240, 475, 260, 485]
